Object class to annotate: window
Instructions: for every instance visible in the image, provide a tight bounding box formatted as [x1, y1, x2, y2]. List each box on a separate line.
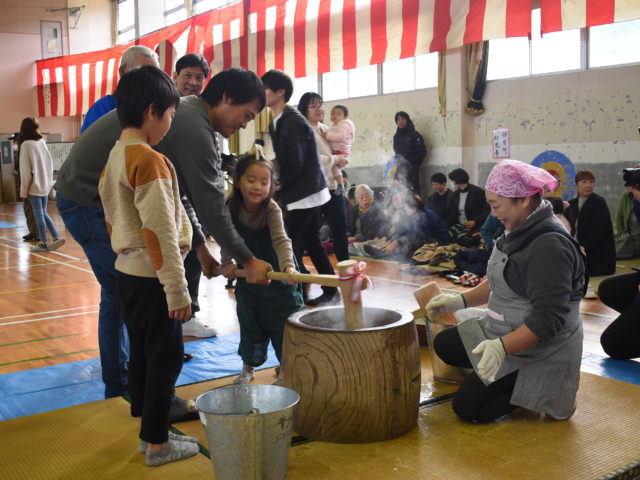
[118, 0, 135, 45]
[383, 57, 414, 94]
[589, 18, 640, 68]
[530, 9, 581, 75]
[346, 64, 377, 98]
[291, 75, 319, 106]
[164, 0, 187, 26]
[487, 8, 581, 80]
[382, 53, 438, 94]
[415, 53, 438, 89]
[322, 70, 348, 101]
[321, 65, 377, 102]
[194, 0, 240, 14]
[486, 37, 530, 80]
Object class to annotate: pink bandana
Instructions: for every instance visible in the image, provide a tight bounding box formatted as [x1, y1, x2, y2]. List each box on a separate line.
[485, 159, 558, 198]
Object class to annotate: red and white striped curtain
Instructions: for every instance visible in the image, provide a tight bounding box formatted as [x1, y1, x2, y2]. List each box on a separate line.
[36, 0, 639, 118]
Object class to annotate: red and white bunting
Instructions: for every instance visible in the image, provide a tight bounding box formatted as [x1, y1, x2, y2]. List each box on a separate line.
[540, 0, 640, 34]
[36, 0, 638, 118]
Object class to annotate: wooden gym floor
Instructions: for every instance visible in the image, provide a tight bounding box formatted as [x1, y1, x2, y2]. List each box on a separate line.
[0, 201, 622, 377]
[1, 202, 640, 479]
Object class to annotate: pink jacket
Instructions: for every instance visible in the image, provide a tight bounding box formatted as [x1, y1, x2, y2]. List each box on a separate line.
[326, 119, 355, 156]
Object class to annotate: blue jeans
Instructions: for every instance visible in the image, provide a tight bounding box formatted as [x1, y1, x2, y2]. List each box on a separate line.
[56, 192, 129, 398]
[28, 195, 59, 243]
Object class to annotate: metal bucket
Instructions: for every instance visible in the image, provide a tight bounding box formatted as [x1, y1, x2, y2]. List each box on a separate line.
[195, 384, 300, 480]
[425, 319, 472, 384]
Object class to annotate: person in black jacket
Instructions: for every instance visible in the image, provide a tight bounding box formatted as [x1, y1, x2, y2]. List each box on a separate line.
[427, 172, 453, 220]
[568, 169, 616, 276]
[261, 70, 339, 306]
[445, 168, 490, 233]
[393, 111, 427, 194]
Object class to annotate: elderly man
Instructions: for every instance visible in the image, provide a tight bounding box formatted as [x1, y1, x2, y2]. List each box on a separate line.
[56, 68, 271, 404]
[80, 45, 159, 133]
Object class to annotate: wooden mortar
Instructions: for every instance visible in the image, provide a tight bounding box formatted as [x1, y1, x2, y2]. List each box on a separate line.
[281, 306, 420, 443]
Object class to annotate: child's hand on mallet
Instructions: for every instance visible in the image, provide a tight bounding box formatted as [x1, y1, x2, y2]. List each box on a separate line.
[285, 266, 298, 285]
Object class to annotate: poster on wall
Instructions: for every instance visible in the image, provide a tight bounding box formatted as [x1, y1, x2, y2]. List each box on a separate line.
[531, 150, 577, 200]
[492, 127, 510, 159]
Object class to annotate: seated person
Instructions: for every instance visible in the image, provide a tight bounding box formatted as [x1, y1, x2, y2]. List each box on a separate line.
[545, 195, 572, 232]
[568, 169, 616, 276]
[445, 168, 490, 234]
[348, 184, 387, 243]
[480, 214, 503, 249]
[615, 167, 640, 259]
[598, 272, 640, 360]
[427, 172, 453, 220]
[362, 187, 449, 261]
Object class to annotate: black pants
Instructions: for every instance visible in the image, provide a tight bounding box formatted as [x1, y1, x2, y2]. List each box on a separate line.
[598, 272, 640, 360]
[116, 272, 184, 444]
[183, 249, 201, 314]
[285, 206, 336, 295]
[433, 326, 519, 423]
[321, 191, 349, 262]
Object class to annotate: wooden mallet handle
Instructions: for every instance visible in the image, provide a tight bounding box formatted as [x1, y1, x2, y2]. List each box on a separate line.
[337, 260, 366, 330]
[233, 269, 341, 288]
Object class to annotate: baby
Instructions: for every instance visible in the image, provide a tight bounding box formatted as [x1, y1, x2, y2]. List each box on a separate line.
[322, 104, 355, 191]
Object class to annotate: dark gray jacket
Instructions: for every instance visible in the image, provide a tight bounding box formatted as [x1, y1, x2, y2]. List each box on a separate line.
[55, 96, 253, 263]
[495, 201, 585, 340]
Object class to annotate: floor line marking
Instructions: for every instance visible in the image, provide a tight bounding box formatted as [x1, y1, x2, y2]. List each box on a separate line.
[0, 305, 100, 321]
[0, 239, 88, 271]
[0, 330, 96, 348]
[0, 259, 89, 271]
[0, 310, 100, 327]
[0, 348, 99, 367]
[0, 281, 97, 296]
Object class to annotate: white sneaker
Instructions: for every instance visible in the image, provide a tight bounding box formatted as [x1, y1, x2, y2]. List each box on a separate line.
[584, 285, 597, 300]
[182, 317, 218, 338]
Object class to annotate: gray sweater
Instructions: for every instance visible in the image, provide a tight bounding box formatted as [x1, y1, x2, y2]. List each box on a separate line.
[496, 201, 585, 340]
[55, 96, 252, 263]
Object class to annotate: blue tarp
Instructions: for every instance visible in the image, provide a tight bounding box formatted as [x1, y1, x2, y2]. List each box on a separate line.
[1, 339, 638, 422]
[0, 334, 278, 421]
[580, 351, 640, 386]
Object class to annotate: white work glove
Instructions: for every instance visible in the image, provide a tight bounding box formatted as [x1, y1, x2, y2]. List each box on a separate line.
[426, 293, 465, 320]
[472, 338, 507, 383]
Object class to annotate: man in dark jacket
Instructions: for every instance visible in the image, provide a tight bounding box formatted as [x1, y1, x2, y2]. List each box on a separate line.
[427, 172, 453, 220]
[445, 168, 490, 233]
[393, 111, 427, 194]
[262, 69, 338, 306]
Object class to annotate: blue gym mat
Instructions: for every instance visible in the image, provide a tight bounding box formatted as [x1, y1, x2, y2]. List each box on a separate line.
[0, 333, 278, 421]
[0, 221, 18, 229]
[0, 340, 638, 422]
[580, 351, 640, 386]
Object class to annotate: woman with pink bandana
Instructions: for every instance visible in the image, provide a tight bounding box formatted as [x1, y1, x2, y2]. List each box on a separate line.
[426, 159, 585, 423]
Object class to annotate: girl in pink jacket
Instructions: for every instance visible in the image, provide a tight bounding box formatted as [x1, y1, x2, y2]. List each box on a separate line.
[321, 104, 355, 190]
